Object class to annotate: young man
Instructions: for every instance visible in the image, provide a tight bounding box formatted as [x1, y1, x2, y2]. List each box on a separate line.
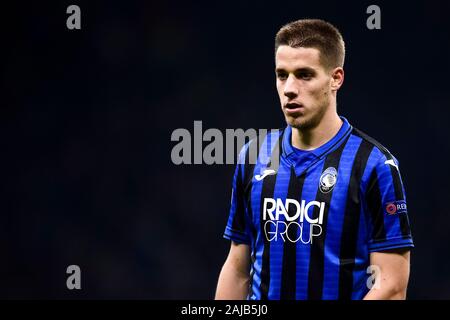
[215, 19, 413, 300]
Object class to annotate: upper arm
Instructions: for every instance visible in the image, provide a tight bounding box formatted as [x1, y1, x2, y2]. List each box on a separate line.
[365, 152, 414, 252]
[223, 143, 253, 245]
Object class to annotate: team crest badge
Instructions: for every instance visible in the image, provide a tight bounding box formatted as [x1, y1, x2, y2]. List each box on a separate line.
[319, 167, 338, 193]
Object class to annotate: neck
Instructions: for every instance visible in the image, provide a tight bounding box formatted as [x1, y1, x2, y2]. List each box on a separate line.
[291, 109, 343, 151]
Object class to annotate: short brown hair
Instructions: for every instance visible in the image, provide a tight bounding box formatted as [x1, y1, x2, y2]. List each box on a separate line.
[275, 19, 345, 70]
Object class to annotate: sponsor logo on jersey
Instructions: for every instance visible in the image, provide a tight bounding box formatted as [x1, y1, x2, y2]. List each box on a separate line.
[262, 198, 325, 244]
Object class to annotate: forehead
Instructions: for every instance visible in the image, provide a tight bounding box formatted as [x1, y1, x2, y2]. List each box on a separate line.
[275, 45, 322, 70]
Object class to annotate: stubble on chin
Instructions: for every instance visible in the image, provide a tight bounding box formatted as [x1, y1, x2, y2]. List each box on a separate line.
[286, 112, 319, 131]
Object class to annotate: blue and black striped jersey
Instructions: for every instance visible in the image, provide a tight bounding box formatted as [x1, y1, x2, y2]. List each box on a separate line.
[224, 117, 413, 300]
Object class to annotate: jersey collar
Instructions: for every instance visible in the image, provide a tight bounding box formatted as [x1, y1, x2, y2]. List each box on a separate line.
[282, 116, 353, 164]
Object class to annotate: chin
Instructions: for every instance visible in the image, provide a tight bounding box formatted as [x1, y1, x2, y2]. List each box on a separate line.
[285, 109, 325, 130]
[285, 115, 308, 129]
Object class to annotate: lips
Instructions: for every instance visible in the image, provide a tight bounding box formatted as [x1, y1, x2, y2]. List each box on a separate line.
[285, 102, 303, 109]
[284, 102, 304, 114]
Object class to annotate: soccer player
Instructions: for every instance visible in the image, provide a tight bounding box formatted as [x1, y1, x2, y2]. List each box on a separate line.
[215, 19, 413, 300]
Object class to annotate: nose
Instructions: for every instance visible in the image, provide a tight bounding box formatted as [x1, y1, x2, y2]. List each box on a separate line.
[283, 74, 298, 100]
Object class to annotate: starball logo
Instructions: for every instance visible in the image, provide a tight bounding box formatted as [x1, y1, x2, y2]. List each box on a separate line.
[262, 198, 326, 244]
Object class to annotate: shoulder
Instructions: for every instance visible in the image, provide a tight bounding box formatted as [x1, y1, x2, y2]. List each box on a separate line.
[237, 128, 285, 163]
[349, 127, 405, 194]
[350, 127, 399, 166]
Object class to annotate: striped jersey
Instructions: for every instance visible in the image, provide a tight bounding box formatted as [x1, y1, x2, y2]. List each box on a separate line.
[223, 116, 414, 300]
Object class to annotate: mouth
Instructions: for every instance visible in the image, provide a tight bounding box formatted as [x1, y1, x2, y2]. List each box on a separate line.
[284, 102, 304, 114]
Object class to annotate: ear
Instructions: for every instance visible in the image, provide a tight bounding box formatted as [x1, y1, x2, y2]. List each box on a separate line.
[330, 67, 344, 91]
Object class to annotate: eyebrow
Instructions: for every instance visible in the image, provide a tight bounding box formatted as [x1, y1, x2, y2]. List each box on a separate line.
[275, 67, 316, 73]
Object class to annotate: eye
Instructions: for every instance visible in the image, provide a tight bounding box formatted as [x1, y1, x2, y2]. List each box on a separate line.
[296, 72, 313, 80]
[276, 72, 288, 80]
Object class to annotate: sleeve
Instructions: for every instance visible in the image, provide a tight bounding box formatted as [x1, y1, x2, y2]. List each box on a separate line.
[365, 153, 414, 252]
[223, 143, 252, 245]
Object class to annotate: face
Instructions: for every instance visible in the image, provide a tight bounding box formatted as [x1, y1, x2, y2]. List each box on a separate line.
[275, 45, 342, 130]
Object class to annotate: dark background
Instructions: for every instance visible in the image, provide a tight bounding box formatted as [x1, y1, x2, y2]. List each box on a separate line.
[1, 0, 449, 299]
